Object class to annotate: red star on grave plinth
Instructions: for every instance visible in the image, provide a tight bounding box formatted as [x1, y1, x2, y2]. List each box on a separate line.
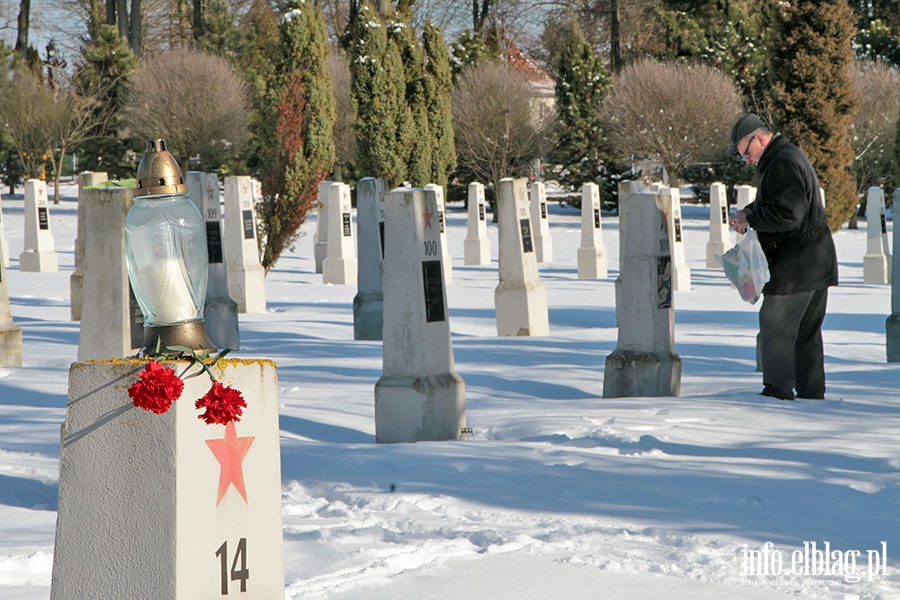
[206, 422, 255, 506]
[423, 210, 434, 229]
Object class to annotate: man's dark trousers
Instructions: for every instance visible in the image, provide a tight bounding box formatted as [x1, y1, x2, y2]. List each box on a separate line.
[759, 289, 828, 400]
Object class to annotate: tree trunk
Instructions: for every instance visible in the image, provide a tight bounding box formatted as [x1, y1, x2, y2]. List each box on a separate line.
[130, 0, 142, 55]
[15, 0, 30, 53]
[116, 0, 129, 40]
[193, 0, 203, 43]
[106, 0, 116, 26]
[609, 0, 621, 73]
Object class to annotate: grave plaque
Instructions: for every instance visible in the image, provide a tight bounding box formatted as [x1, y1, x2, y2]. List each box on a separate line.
[422, 260, 446, 323]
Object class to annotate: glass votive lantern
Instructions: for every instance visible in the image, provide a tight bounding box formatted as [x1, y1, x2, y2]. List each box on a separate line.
[125, 139, 216, 355]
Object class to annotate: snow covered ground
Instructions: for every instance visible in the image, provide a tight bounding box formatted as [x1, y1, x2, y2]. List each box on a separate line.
[1, 182, 899, 599]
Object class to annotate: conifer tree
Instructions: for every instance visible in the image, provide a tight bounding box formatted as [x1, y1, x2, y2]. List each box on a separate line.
[550, 22, 610, 191]
[766, 0, 858, 230]
[349, 3, 406, 185]
[389, 17, 430, 186]
[422, 22, 456, 186]
[257, 0, 335, 272]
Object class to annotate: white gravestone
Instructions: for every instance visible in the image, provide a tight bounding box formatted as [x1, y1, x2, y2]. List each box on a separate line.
[187, 172, 240, 350]
[50, 359, 284, 599]
[353, 177, 386, 340]
[0, 239, 22, 367]
[615, 180, 643, 327]
[706, 182, 731, 268]
[223, 176, 266, 313]
[603, 187, 682, 398]
[76, 186, 144, 361]
[657, 185, 691, 291]
[887, 189, 900, 362]
[19, 179, 59, 272]
[864, 186, 891, 285]
[734, 185, 756, 244]
[464, 182, 491, 266]
[71, 172, 109, 320]
[0, 192, 9, 269]
[495, 178, 549, 337]
[375, 187, 466, 443]
[577, 182, 608, 279]
[424, 183, 453, 284]
[529, 181, 553, 263]
[314, 181, 330, 274]
[322, 182, 358, 285]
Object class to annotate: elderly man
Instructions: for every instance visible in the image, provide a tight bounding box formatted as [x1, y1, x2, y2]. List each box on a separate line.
[728, 113, 838, 400]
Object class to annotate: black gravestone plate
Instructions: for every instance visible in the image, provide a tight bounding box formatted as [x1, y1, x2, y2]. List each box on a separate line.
[657, 256, 672, 309]
[674, 217, 682, 243]
[242, 210, 255, 240]
[342, 212, 352, 237]
[206, 222, 223, 264]
[882, 214, 887, 235]
[379, 221, 385, 259]
[520, 218, 534, 253]
[129, 283, 145, 348]
[438, 211, 445, 233]
[593, 208, 600, 229]
[478, 204, 485, 221]
[540, 202, 547, 220]
[422, 260, 446, 323]
[38, 207, 49, 230]
[720, 205, 728, 225]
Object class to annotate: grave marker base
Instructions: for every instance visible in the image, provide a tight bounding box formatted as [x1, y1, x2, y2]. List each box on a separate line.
[577, 247, 607, 279]
[0, 324, 23, 367]
[374, 373, 466, 443]
[19, 250, 58, 273]
[464, 237, 491, 266]
[603, 349, 682, 398]
[353, 291, 383, 341]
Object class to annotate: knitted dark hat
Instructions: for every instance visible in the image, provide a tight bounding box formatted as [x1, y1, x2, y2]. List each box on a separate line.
[731, 113, 767, 146]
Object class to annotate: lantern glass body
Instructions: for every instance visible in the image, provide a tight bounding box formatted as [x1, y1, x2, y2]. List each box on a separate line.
[125, 192, 209, 327]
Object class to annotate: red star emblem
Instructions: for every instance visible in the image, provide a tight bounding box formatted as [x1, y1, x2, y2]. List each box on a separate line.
[38, 187, 44, 197]
[206, 422, 255, 506]
[423, 210, 434, 229]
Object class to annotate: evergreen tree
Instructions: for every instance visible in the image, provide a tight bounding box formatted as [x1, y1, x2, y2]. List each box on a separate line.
[767, 0, 858, 230]
[196, 0, 242, 58]
[74, 24, 138, 178]
[550, 22, 610, 191]
[349, 3, 406, 185]
[257, 1, 336, 272]
[389, 17, 431, 186]
[422, 22, 456, 186]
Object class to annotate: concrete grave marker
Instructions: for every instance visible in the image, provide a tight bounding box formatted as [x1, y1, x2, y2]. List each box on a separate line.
[0, 238, 22, 367]
[51, 359, 284, 599]
[77, 186, 144, 361]
[322, 182, 358, 285]
[604, 187, 681, 398]
[706, 182, 731, 268]
[577, 182, 608, 279]
[19, 179, 59, 272]
[657, 185, 691, 291]
[0, 192, 9, 269]
[375, 187, 466, 443]
[529, 181, 553, 263]
[495, 178, 549, 337]
[424, 183, 453, 283]
[464, 182, 491, 266]
[353, 177, 386, 340]
[314, 181, 330, 274]
[187, 172, 240, 349]
[71, 172, 109, 320]
[864, 186, 891, 285]
[734, 185, 756, 244]
[223, 176, 266, 313]
[888, 188, 900, 361]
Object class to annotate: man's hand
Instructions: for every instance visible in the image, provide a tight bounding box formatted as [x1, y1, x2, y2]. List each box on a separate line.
[730, 209, 749, 234]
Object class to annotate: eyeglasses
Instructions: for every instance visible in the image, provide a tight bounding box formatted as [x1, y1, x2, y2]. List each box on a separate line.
[738, 135, 757, 161]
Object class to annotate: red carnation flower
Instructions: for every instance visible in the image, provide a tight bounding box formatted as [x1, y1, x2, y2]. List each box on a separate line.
[127, 361, 184, 415]
[195, 381, 246, 426]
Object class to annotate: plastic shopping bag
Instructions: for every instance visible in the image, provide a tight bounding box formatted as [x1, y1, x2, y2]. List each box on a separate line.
[718, 230, 770, 304]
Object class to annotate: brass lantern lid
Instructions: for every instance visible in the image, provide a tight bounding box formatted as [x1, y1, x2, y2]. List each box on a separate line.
[134, 139, 188, 197]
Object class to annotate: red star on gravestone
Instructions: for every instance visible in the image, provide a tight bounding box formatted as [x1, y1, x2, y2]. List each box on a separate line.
[206, 422, 255, 506]
[423, 210, 434, 229]
[38, 187, 44, 197]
